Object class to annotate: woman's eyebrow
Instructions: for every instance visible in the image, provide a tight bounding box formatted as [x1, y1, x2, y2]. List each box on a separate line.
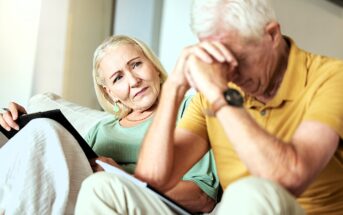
[109, 56, 141, 79]
[126, 56, 140, 66]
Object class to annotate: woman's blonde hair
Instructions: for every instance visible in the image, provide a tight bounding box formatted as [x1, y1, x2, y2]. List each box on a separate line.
[93, 35, 168, 119]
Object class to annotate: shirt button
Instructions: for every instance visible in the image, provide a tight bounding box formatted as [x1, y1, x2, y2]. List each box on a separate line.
[260, 110, 267, 116]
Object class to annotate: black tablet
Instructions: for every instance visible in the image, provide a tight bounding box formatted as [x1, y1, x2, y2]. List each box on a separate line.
[0, 109, 98, 160]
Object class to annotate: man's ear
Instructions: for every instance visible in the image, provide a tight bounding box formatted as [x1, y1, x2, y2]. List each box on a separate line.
[265, 21, 282, 47]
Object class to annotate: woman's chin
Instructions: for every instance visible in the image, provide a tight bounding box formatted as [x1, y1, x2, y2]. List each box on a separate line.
[134, 102, 157, 112]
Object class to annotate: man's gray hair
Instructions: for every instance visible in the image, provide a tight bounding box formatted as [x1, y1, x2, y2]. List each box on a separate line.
[191, 0, 276, 40]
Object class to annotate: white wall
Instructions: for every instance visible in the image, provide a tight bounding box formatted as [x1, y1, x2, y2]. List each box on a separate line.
[62, 0, 113, 108]
[2, 0, 342, 109]
[159, 0, 343, 74]
[273, 0, 343, 60]
[0, 0, 42, 107]
[31, 0, 69, 98]
[114, 0, 163, 54]
[0, 0, 113, 109]
[159, 0, 197, 73]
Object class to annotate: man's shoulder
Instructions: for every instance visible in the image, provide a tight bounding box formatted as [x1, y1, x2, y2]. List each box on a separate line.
[306, 53, 343, 83]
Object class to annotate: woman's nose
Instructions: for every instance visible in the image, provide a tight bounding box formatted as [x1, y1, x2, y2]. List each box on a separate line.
[127, 73, 141, 87]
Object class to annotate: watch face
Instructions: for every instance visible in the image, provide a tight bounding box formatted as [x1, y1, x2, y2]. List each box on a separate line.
[224, 88, 244, 107]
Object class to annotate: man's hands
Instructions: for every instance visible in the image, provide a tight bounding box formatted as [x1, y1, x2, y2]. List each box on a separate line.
[0, 102, 27, 131]
[170, 41, 238, 102]
[187, 55, 232, 102]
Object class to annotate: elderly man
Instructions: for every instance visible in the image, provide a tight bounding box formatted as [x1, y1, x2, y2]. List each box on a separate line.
[76, 0, 343, 214]
[136, 0, 343, 214]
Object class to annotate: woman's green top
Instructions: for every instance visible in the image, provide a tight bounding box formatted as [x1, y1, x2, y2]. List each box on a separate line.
[85, 95, 219, 200]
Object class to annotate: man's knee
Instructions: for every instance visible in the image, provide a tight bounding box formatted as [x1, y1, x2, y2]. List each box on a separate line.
[221, 176, 277, 206]
[226, 176, 279, 197]
[218, 176, 305, 215]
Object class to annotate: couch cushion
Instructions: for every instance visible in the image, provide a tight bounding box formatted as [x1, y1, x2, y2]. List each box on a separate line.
[27, 92, 111, 137]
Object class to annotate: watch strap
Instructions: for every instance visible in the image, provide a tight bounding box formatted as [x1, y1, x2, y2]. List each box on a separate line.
[204, 88, 243, 116]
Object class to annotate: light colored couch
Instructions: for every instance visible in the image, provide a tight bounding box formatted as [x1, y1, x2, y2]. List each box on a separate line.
[0, 92, 110, 145]
[27, 92, 110, 137]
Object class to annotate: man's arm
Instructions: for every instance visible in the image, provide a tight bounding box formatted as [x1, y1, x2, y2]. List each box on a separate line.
[135, 43, 230, 191]
[135, 80, 209, 191]
[187, 55, 340, 196]
[216, 105, 338, 196]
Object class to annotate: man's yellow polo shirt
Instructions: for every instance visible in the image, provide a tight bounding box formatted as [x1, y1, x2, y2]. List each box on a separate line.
[178, 39, 343, 214]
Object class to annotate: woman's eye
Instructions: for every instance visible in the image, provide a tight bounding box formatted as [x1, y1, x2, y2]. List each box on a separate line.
[113, 75, 122, 83]
[132, 61, 142, 69]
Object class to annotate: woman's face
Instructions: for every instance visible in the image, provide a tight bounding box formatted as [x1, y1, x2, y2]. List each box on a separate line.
[99, 44, 161, 112]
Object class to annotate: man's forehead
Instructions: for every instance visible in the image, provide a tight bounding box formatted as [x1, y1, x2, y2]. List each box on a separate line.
[199, 30, 240, 42]
[200, 34, 224, 42]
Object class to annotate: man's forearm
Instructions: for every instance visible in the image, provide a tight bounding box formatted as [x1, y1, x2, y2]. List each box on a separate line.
[135, 80, 188, 190]
[216, 106, 303, 193]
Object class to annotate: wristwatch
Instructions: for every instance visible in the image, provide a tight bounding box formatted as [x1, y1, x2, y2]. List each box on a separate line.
[207, 88, 244, 116]
[223, 88, 244, 107]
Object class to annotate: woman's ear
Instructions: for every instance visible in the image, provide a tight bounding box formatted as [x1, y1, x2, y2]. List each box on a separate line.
[103, 85, 111, 96]
[103, 86, 118, 103]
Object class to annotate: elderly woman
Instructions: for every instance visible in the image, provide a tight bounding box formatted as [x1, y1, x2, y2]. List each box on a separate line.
[0, 35, 219, 214]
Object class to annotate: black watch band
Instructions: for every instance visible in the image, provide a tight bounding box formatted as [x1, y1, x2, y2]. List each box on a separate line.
[206, 88, 244, 116]
[223, 88, 244, 107]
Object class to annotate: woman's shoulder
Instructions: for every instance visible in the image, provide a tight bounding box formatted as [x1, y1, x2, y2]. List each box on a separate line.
[85, 115, 118, 139]
[177, 92, 195, 120]
[94, 115, 118, 127]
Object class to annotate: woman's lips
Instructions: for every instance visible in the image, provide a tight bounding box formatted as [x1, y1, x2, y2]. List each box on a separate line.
[134, 87, 148, 98]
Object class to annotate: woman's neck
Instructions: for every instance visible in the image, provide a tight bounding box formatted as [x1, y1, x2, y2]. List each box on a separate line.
[120, 103, 157, 127]
[125, 111, 154, 122]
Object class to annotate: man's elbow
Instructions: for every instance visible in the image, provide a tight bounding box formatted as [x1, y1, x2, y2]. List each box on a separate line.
[274, 165, 312, 197]
[280, 176, 307, 197]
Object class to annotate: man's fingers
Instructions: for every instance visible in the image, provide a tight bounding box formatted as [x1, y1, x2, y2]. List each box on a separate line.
[188, 41, 239, 67]
[211, 41, 237, 65]
[198, 41, 226, 63]
[188, 46, 213, 64]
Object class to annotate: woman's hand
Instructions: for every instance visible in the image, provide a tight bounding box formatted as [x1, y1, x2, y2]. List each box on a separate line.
[0, 102, 27, 131]
[165, 180, 216, 213]
[91, 156, 122, 172]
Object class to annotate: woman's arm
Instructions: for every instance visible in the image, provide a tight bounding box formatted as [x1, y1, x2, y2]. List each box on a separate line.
[165, 180, 215, 213]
